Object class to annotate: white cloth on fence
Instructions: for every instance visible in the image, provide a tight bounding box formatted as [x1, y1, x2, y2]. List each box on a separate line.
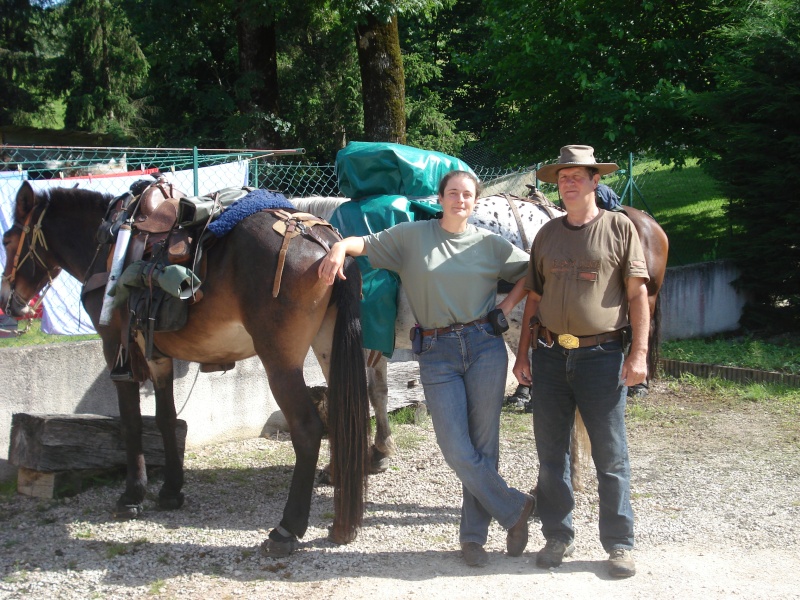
[0, 160, 249, 334]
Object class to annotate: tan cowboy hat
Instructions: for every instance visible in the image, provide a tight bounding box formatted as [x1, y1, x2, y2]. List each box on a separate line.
[537, 145, 619, 183]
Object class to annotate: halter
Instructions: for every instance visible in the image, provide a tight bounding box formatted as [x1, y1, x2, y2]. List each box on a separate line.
[2, 200, 62, 321]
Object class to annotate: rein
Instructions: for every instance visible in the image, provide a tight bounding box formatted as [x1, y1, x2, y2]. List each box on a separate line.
[2, 200, 62, 321]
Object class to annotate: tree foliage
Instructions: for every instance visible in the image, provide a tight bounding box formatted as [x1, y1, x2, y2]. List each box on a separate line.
[696, 0, 800, 325]
[476, 0, 718, 166]
[53, 0, 148, 136]
[0, 0, 56, 126]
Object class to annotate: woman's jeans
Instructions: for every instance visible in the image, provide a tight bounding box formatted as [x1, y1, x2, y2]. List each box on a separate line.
[417, 322, 528, 545]
[530, 340, 634, 552]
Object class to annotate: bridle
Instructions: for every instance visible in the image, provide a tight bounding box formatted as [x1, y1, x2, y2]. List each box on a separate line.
[2, 199, 62, 319]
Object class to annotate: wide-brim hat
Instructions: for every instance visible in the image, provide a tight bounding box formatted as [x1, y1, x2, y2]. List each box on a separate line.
[537, 145, 619, 183]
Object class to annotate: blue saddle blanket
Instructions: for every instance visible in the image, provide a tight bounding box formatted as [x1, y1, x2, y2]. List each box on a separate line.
[208, 190, 294, 237]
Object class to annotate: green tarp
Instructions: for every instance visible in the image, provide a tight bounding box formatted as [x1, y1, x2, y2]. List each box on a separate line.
[331, 142, 475, 356]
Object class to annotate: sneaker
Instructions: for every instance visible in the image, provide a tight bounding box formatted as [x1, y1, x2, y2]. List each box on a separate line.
[461, 542, 488, 567]
[535, 539, 575, 569]
[608, 548, 636, 577]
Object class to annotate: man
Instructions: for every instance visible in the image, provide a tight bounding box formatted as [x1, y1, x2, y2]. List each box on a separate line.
[513, 145, 649, 578]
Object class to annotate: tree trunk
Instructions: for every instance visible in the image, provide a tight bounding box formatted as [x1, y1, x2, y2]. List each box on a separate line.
[236, 10, 282, 148]
[355, 13, 406, 144]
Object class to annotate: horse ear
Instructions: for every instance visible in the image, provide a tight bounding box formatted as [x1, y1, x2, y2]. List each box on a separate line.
[14, 181, 39, 220]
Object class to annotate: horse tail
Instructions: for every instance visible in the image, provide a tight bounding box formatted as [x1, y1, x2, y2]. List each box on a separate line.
[326, 258, 370, 543]
[570, 409, 591, 492]
[648, 292, 663, 379]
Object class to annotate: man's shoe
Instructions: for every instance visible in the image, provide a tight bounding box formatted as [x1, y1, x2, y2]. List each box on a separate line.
[506, 493, 535, 556]
[535, 539, 575, 569]
[461, 542, 488, 567]
[608, 548, 636, 577]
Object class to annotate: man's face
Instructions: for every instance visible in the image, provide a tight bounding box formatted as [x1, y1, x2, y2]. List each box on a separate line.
[557, 167, 599, 206]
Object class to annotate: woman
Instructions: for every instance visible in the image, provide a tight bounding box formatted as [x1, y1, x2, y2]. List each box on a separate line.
[318, 170, 534, 567]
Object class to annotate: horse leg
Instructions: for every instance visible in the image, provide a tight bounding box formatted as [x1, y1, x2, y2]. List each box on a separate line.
[260, 365, 325, 557]
[367, 356, 396, 472]
[148, 355, 185, 510]
[114, 379, 149, 519]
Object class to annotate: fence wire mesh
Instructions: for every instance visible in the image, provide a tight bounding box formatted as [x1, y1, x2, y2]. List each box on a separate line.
[0, 145, 728, 266]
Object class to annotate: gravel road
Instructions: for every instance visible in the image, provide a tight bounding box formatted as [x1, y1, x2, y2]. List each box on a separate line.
[1, 364, 799, 600]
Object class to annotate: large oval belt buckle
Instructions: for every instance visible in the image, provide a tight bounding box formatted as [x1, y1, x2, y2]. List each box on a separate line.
[558, 333, 579, 349]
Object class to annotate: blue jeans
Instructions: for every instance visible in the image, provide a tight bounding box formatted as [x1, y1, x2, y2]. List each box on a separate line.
[417, 322, 529, 545]
[530, 340, 634, 552]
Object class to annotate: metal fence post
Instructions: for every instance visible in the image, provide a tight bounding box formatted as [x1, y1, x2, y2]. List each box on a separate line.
[192, 146, 199, 196]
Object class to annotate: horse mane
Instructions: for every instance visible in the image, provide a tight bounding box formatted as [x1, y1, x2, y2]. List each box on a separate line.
[43, 185, 114, 215]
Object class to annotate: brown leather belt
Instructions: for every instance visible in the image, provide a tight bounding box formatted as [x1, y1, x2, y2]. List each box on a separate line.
[545, 329, 623, 349]
[422, 316, 489, 337]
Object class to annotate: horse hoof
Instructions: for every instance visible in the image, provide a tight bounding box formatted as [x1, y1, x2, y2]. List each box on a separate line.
[260, 530, 298, 557]
[316, 468, 332, 486]
[369, 448, 390, 474]
[113, 503, 143, 520]
[158, 491, 185, 510]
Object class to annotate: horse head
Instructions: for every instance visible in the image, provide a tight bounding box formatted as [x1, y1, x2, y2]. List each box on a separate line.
[1, 182, 63, 318]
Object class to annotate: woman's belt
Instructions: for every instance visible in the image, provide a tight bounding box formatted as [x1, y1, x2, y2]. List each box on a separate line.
[422, 316, 489, 337]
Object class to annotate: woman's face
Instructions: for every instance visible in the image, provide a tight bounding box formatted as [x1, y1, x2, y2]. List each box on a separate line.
[439, 174, 477, 220]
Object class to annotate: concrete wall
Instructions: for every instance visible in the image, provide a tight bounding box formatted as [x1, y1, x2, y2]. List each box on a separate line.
[660, 260, 748, 341]
[1, 260, 748, 483]
[1, 342, 326, 482]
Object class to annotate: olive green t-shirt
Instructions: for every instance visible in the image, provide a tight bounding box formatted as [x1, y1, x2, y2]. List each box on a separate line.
[525, 210, 649, 335]
[363, 220, 529, 329]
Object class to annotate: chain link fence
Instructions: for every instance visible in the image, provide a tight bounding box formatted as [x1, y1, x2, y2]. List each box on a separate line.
[1, 145, 728, 266]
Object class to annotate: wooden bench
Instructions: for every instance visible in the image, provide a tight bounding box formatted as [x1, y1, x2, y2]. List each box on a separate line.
[9, 413, 187, 499]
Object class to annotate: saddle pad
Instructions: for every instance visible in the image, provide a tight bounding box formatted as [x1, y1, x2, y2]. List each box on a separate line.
[208, 190, 295, 237]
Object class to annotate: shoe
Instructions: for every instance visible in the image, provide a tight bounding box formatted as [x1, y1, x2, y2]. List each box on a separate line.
[506, 493, 535, 556]
[535, 539, 575, 569]
[608, 548, 636, 577]
[461, 542, 488, 567]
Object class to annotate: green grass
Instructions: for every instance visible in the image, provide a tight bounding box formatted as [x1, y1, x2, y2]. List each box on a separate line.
[0, 319, 98, 348]
[607, 158, 731, 266]
[661, 336, 800, 375]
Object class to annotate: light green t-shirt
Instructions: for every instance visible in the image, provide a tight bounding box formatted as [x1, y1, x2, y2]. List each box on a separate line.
[525, 210, 649, 336]
[363, 220, 529, 329]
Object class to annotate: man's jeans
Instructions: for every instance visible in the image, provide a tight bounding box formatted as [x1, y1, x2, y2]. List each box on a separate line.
[530, 339, 634, 552]
[417, 322, 528, 545]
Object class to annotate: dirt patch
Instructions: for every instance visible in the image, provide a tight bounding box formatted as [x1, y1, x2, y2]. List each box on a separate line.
[1, 376, 798, 599]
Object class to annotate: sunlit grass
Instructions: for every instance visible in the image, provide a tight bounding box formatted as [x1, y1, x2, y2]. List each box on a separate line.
[661, 336, 800, 374]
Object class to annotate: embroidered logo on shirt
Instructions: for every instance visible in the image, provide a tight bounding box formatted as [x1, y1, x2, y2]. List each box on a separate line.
[551, 258, 600, 281]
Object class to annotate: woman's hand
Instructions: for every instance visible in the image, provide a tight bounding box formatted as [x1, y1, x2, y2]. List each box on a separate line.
[317, 237, 367, 286]
[318, 242, 349, 286]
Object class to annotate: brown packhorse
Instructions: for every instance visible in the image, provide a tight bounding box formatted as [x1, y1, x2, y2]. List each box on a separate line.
[0, 182, 370, 556]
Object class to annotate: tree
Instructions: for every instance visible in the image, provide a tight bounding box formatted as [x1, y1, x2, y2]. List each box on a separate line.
[276, 4, 364, 160]
[354, 10, 406, 143]
[54, 0, 148, 136]
[475, 0, 719, 166]
[696, 0, 800, 327]
[0, 0, 55, 126]
[124, 0, 240, 147]
[399, 0, 479, 157]
[234, 0, 284, 148]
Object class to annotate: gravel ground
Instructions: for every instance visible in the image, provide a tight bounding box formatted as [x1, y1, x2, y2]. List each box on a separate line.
[1, 362, 799, 600]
